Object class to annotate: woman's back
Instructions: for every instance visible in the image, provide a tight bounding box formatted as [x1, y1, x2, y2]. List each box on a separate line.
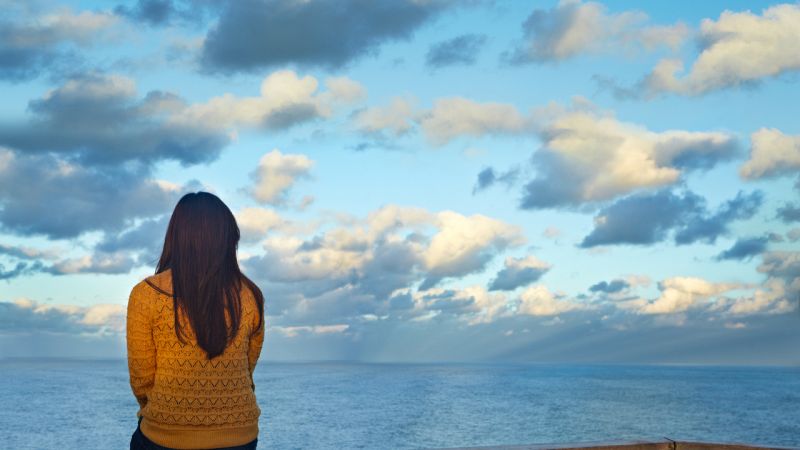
[127, 268, 265, 449]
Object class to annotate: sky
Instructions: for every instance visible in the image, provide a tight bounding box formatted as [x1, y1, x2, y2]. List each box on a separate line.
[0, 0, 798, 364]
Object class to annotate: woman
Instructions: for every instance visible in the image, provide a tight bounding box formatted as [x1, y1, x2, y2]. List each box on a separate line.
[127, 191, 266, 450]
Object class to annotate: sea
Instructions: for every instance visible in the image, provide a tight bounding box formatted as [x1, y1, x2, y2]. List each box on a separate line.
[1, 359, 798, 449]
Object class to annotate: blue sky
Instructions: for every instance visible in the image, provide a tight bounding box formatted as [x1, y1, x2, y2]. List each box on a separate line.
[0, 0, 798, 364]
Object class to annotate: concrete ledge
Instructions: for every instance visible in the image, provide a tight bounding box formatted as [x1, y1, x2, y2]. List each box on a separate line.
[439, 439, 800, 450]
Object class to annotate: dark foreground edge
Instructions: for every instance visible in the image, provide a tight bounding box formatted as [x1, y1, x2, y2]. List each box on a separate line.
[438, 439, 800, 450]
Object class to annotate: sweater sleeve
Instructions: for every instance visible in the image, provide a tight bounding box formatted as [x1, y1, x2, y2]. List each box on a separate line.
[247, 307, 265, 391]
[126, 282, 156, 415]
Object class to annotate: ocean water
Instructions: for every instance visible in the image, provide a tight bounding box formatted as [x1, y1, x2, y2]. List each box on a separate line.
[1, 359, 798, 450]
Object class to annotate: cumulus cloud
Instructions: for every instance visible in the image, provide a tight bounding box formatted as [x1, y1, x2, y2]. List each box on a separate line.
[200, 0, 459, 73]
[0, 241, 59, 280]
[0, 242, 61, 260]
[589, 279, 629, 294]
[235, 207, 286, 242]
[421, 211, 526, 289]
[350, 96, 536, 146]
[170, 70, 364, 134]
[521, 101, 739, 209]
[0, 298, 125, 335]
[718, 280, 794, 316]
[505, 0, 688, 64]
[387, 282, 590, 325]
[426, 33, 487, 68]
[382, 285, 496, 325]
[234, 206, 319, 243]
[579, 188, 763, 247]
[488, 255, 552, 291]
[617, 253, 798, 317]
[245, 149, 314, 207]
[353, 96, 737, 197]
[640, 3, 800, 96]
[716, 236, 769, 261]
[672, 190, 763, 245]
[0, 72, 226, 167]
[0, 6, 118, 81]
[43, 251, 137, 275]
[472, 165, 521, 194]
[114, 0, 221, 26]
[621, 276, 746, 315]
[740, 128, 800, 180]
[420, 97, 535, 146]
[94, 215, 170, 267]
[777, 203, 800, 223]
[758, 251, 800, 298]
[516, 285, 589, 316]
[0, 70, 361, 168]
[352, 96, 420, 139]
[0, 148, 191, 239]
[241, 204, 526, 325]
[0, 69, 357, 247]
[0, 135, 189, 278]
[0, 261, 44, 280]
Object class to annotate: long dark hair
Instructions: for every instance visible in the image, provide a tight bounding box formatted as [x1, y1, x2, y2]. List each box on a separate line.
[154, 191, 264, 359]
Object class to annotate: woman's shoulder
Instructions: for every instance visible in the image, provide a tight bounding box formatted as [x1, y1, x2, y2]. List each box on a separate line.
[239, 282, 258, 309]
[130, 270, 173, 298]
[238, 276, 264, 320]
[239, 275, 263, 300]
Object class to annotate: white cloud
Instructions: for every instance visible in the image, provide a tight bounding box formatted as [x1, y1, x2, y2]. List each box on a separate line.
[643, 3, 800, 96]
[247, 149, 314, 206]
[353, 96, 419, 137]
[619, 265, 796, 317]
[47, 251, 136, 275]
[720, 279, 794, 316]
[234, 206, 320, 242]
[740, 128, 800, 179]
[48, 72, 135, 99]
[250, 205, 524, 287]
[236, 207, 282, 239]
[242, 204, 528, 326]
[11, 8, 118, 47]
[423, 211, 526, 283]
[320, 76, 367, 105]
[420, 97, 534, 146]
[521, 100, 737, 207]
[629, 276, 745, 314]
[171, 70, 365, 131]
[507, 0, 688, 63]
[365, 204, 433, 238]
[0, 298, 125, 335]
[461, 285, 512, 324]
[516, 284, 588, 316]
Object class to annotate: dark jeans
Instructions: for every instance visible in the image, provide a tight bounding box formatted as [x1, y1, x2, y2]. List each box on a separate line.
[131, 416, 258, 450]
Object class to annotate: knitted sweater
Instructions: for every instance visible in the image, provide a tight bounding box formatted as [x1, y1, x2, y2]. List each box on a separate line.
[126, 269, 265, 449]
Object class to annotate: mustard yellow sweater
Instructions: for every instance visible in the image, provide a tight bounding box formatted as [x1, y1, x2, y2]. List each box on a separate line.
[126, 269, 265, 449]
